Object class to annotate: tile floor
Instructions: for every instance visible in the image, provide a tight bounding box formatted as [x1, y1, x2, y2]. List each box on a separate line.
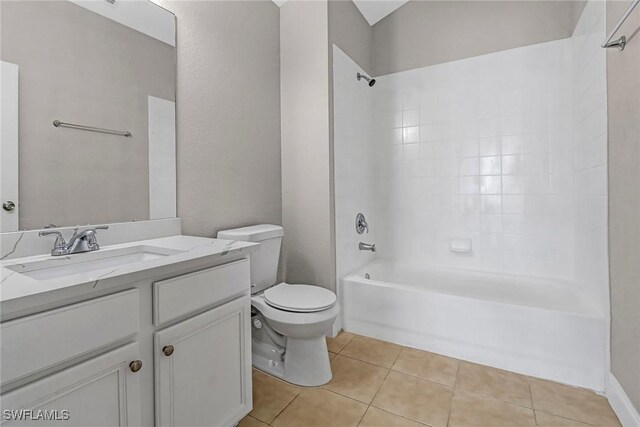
[240, 332, 621, 427]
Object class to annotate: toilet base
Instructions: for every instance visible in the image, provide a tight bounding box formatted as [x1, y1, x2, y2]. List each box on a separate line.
[251, 336, 332, 387]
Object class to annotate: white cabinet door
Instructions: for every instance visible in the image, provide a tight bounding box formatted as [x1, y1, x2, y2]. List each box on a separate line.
[154, 295, 252, 427]
[0, 343, 142, 426]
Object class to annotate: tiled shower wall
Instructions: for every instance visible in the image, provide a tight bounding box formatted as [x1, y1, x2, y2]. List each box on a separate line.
[333, 1, 608, 311]
[572, 1, 608, 310]
[372, 39, 577, 280]
[333, 46, 377, 289]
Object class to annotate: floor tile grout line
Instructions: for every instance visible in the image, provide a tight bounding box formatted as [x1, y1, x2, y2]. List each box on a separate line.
[338, 346, 461, 388]
[533, 409, 600, 426]
[360, 406, 432, 427]
[333, 351, 397, 370]
[454, 386, 536, 412]
[283, 384, 374, 426]
[390, 365, 459, 388]
[527, 375, 536, 414]
[368, 400, 437, 427]
[385, 368, 457, 393]
[452, 359, 462, 392]
[330, 331, 355, 354]
[253, 368, 303, 394]
[354, 403, 370, 427]
[322, 382, 383, 406]
[366, 349, 443, 427]
[268, 391, 300, 426]
[369, 363, 394, 406]
[445, 360, 461, 427]
[454, 362, 537, 410]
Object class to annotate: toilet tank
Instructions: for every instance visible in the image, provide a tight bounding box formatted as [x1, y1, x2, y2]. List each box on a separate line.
[217, 224, 283, 294]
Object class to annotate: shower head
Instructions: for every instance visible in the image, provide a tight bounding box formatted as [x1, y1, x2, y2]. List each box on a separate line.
[357, 72, 376, 87]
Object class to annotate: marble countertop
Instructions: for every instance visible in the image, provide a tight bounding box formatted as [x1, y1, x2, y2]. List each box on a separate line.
[0, 235, 258, 306]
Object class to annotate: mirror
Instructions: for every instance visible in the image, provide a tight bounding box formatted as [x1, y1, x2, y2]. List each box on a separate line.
[0, 0, 176, 232]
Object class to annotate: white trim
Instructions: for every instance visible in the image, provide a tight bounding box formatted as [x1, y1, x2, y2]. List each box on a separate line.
[608, 373, 640, 427]
[0, 61, 19, 232]
[325, 305, 342, 338]
[327, 314, 342, 338]
[148, 96, 177, 220]
[69, 0, 175, 46]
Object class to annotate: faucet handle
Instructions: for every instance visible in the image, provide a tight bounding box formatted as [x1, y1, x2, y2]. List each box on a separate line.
[85, 226, 107, 249]
[356, 213, 369, 234]
[39, 230, 68, 256]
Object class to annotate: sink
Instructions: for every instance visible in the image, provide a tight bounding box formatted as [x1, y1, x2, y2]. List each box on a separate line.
[5, 245, 185, 281]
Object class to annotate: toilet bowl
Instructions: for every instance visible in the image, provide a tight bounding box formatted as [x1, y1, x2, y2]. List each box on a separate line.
[217, 225, 339, 386]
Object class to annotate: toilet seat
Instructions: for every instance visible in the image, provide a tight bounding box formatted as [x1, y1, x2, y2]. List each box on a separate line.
[264, 283, 337, 313]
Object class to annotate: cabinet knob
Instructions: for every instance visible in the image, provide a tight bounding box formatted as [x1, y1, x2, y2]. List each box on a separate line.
[129, 360, 143, 373]
[163, 345, 174, 356]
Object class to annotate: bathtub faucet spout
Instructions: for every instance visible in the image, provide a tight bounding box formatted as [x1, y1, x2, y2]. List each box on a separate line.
[359, 242, 376, 252]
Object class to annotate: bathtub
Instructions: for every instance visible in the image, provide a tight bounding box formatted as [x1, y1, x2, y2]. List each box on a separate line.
[342, 260, 607, 391]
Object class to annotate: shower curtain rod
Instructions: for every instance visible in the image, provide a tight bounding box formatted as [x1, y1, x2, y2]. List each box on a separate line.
[602, 0, 639, 51]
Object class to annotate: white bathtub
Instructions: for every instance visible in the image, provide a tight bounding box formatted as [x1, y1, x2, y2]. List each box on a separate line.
[342, 260, 607, 391]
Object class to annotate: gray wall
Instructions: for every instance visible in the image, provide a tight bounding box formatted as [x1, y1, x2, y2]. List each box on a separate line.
[280, 0, 335, 291]
[371, 0, 586, 76]
[0, 1, 175, 230]
[159, 0, 282, 237]
[607, 0, 640, 412]
[329, 0, 373, 75]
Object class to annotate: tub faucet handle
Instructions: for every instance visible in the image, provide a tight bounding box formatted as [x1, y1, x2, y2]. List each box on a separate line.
[356, 213, 369, 234]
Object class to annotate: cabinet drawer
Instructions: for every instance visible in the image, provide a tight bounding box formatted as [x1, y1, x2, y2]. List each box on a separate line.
[0, 289, 139, 386]
[153, 258, 250, 325]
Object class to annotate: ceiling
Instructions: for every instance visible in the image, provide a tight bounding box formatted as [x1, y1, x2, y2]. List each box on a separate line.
[272, 0, 409, 26]
[351, 0, 409, 26]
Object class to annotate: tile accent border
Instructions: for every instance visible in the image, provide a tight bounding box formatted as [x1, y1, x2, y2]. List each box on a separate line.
[607, 373, 640, 427]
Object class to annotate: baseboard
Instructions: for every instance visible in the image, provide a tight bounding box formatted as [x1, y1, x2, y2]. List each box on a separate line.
[608, 373, 640, 427]
[325, 315, 342, 338]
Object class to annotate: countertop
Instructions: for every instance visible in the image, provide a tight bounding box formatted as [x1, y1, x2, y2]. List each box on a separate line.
[0, 235, 259, 313]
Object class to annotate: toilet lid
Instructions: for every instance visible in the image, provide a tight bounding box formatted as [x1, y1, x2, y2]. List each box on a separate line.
[264, 283, 337, 313]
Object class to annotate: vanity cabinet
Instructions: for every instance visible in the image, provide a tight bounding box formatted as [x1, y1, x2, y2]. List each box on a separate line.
[154, 296, 252, 427]
[0, 249, 255, 427]
[0, 343, 142, 426]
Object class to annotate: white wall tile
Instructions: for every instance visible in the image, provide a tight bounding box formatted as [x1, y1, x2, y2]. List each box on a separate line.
[571, 0, 608, 312]
[479, 137, 501, 156]
[335, 6, 607, 305]
[333, 46, 377, 284]
[368, 38, 582, 280]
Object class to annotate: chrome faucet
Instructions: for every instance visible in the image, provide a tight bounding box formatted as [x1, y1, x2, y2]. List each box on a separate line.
[39, 225, 109, 256]
[359, 242, 376, 252]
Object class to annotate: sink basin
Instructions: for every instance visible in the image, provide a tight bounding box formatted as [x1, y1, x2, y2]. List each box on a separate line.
[5, 245, 185, 281]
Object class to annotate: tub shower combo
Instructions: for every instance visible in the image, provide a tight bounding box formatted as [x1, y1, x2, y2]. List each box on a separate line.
[332, 0, 610, 393]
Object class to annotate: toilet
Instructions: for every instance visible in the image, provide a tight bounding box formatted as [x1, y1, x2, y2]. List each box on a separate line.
[217, 224, 339, 387]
